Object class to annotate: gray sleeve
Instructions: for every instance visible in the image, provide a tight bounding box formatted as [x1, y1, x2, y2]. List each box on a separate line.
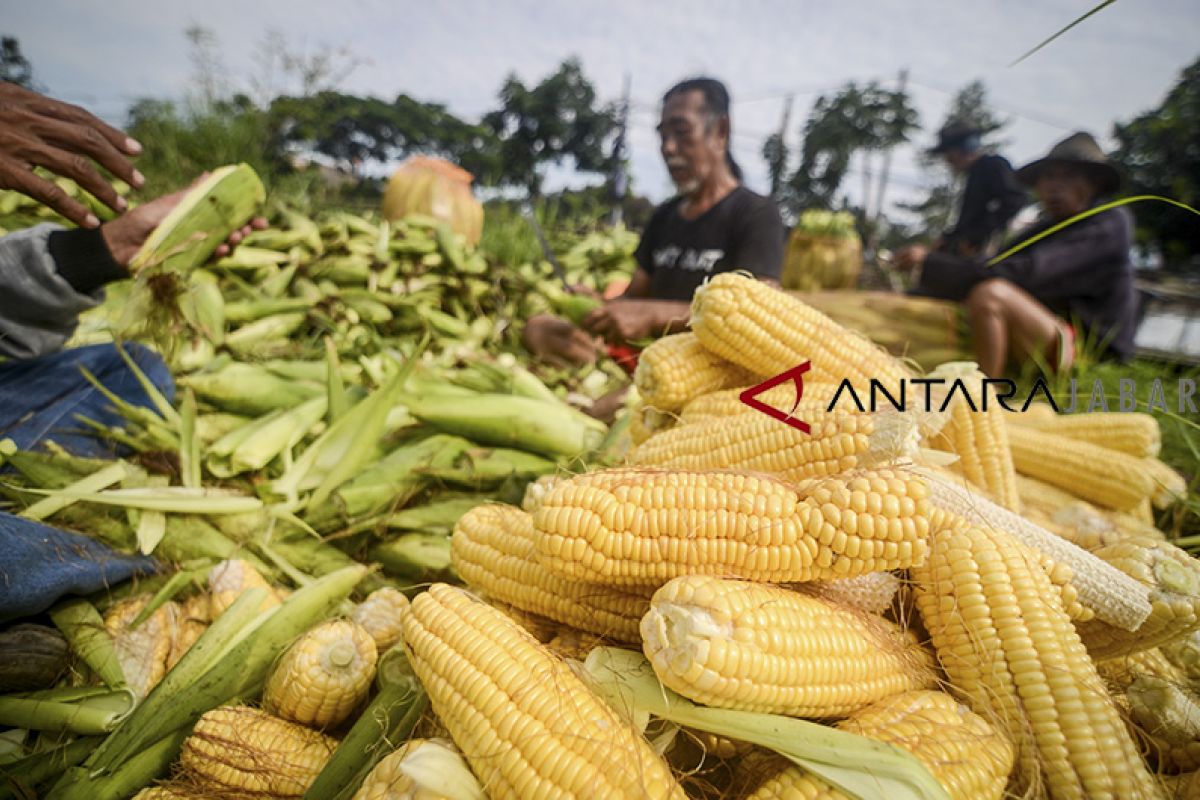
[0, 224, 104, 360]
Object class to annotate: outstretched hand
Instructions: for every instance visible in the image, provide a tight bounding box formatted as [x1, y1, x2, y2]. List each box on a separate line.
[0, 83, 145, 228]
[99, 174, 268, 269]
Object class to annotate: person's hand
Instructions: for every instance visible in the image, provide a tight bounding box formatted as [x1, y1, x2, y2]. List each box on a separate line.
[0, 83, 145, 228]
[580, 300, 657, 345]
[521, 314, 601, 368]
[893, 244, 929, 273]
[100, 175, 268, 268]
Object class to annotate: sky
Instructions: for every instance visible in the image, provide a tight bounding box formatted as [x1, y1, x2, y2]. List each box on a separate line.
[5, 0, 1199, 221]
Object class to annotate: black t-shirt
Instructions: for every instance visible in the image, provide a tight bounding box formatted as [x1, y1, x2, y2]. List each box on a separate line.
[634, 186, 784, 301]
[943, 154, 1029, 254]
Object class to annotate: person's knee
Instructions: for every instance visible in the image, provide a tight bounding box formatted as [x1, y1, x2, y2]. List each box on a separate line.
[966, 279, 1014, 314]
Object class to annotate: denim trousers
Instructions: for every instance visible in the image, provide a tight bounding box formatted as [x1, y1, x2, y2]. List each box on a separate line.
[0, 343, 168, 622]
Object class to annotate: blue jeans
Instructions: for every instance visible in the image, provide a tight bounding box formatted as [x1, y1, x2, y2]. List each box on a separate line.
[0, 343, 169, 621]
[0, 342, 174, 459]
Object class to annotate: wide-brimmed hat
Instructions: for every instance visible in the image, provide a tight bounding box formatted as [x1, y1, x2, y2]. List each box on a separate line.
[1015, 132, 1121, 196]
[927, 121, 981, 155]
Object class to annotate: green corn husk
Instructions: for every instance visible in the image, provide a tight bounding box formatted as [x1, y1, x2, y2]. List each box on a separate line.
[180, 363, 322, 415]
[401, 393, 605, 458]
[264, 359, 363, 384]
[212, 245, 291, 273]
[129, 164, 265, 275]
[0, 689, 136, 735]
[419, 446, 555, 488]
[582, 648, 950, 800]
[272, 350, 422, 507]
[0, 736, 101, 800]
[385, 497, 490, 532]
[179, 269, 225, 344]
[46, 728, 189, 800]
[302, 434, 472, 530]
[205, 396, 327, 477]
[312, 254, 373, 284]
[20, 462, 130, 521]
[369, 533, 453, 580]
[225, 312, 307, 354]
[85, 565, 366, 776]
[305, 646, 428, 800]
[158, 516, 272, 571]
[49, 599, 126, 689]
[22, 486, 262, 515]
[224, 296, 312, 323]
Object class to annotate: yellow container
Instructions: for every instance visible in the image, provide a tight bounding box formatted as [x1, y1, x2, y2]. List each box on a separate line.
[782, 231, 862, 291]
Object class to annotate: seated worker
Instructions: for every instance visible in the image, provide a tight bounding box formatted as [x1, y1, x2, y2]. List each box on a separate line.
[895, 132, 1135, 377]
[0, 83, 262, 623]
[928, 121, 1029, 258]
[522, 76, 784, 376]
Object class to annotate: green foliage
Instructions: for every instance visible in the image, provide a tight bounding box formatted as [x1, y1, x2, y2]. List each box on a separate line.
[1112, 56, 1200, 267]
[125, 97, 277, 196]
[482, 58, 619, 196]
[267, 92, 501, 180]
[0, 35, 35, 89]
[783, 81, 919, 214]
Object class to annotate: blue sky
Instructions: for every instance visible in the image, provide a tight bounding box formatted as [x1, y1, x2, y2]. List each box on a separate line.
[6, 0, 1199, 219]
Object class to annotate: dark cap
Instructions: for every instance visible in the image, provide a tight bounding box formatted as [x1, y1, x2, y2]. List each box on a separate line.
[927, 121, 982, 155]
[1015, 131, 1121, 196]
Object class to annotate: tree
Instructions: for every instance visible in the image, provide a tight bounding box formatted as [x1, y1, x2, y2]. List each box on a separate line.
[1112, 56, 1200, 267]
[0, 36, 35, 89]
[781, 81, 919, 216]
[482, 58, 618, 196]
[762, 131, 789, 200]
[901, 80, 1010, 238]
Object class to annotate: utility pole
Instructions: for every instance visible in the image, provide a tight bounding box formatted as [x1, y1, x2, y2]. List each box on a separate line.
[609, 73, 631, 227]
[770, 93, 795, 202]
[870, 67, 909, 252]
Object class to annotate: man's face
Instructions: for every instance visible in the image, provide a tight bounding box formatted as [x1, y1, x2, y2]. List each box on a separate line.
[657, 90, 727, 195]
[943, 148, 971, 174]
[1035, 163, 1097, 221]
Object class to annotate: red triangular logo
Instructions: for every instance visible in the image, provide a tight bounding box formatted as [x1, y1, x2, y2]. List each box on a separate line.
[738, 361, 812, 434]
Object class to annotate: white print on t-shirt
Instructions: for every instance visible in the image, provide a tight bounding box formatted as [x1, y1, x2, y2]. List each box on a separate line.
[652, 246, 725, 272]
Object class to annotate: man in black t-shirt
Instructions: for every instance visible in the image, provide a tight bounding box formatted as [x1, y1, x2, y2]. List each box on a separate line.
[928, 122, 1028, 258]
[522, 77, 784, 371]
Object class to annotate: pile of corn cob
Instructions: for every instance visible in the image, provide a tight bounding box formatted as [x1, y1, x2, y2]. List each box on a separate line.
[2, 166, 1199, 799]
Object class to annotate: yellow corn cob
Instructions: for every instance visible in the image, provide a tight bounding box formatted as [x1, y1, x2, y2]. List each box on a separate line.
[634, 331, 759, 411]
[1007, 423, 1155, 512]
[690, 272, 911, 390]
[684, 729, 756, 760]
[103, 595, 177, 698]
[628, 401, 676, 445]
[533, 467, 931, 585]
[641, 575, 935, 717]
[1146, 458, 1189, 509]
[807, 571, 901, 616]
[351, 737, 484, 800]
[487, 601, 558, 643]
[677, 382, 839, 427]
[1034, 547, 1095, 623]
[925, 362, 1020, 511]
[630, 406, 920, 483]
[520, 474, 560, 514]
[1135, 497, 1157, 523]
[921, 469, 1153, 632]
[1020, 479, 1165, 551]
[451, 504, 652, 642]
[911, 517, 1161, 798]
[351, 588, 409, 653]
[1010, 410, 1162, 458]
[131, 787, 197, 800]
[207, 558, 282, 617]
[1078, 536, 1200, 660]
[1098, 647, 1189, 692]
[1162, 631, 1200, 683]
[400, 583, 687, 799]
[264, 619, 378, 729]
[166, 593, 210, 671]
[1128, 675, 1200, 773]
[180, 705, 337, 797]
[747, 690, 1015, 800]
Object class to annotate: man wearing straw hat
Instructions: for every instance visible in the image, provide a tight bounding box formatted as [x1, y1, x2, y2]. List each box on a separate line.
[895, 131, 1136, 377]
[926, 121, 1029, 258]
